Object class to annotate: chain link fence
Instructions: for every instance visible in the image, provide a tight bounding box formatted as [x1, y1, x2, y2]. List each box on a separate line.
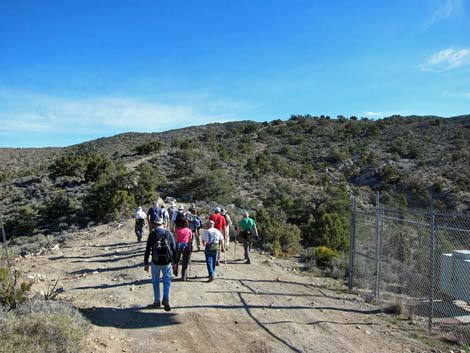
[349, 194, 470, 345]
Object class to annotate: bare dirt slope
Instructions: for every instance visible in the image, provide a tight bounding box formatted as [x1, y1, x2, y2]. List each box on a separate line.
[16, 220, 435, 353]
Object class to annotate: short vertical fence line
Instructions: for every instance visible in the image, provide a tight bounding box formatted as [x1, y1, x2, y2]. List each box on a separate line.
[373, 191, 380, 300]
[348, 197, 356, 290]
[429, 210, 436, 333]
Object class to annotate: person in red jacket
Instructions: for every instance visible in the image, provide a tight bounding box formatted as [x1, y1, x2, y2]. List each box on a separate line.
[209, 207, 227, 265]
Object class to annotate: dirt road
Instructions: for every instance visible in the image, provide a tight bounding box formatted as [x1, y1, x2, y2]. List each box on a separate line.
[17, 220, 434, 353]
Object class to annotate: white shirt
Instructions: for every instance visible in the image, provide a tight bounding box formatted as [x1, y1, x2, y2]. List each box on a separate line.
[202, 227, 224, 244]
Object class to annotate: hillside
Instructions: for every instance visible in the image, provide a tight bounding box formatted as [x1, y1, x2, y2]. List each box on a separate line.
[1, 115, 470, 256]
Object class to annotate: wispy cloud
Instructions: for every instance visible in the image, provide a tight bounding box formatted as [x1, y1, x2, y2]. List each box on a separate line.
[365, 111, 401, 118]
[421, 48, 470, 71]
[424, 0, 464, 29]
[0, 89, 255, 137]
[456, 92, 470, 99]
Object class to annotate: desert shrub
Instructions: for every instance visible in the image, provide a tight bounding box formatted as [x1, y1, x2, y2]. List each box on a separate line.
[131, 163, 163, 205]
[39, 191, 81, 231]
[313, 246, 339, 267]
[0, 268, 32, 308]
[256, 207, 301, 256]
[83, 164, 135, 222]
[135, 141, 164, 155]
[379, 165, 401, 183]
[48, 153, 85, 179]
[324, 253, 348, 279]
[0, 299, 89, 353]
[3, 205, 37, 239]
[84, 153, 111, 182]
[179, 169, 235, 204]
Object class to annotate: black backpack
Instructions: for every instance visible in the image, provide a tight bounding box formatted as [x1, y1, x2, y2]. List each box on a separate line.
[175, 212, 187, 228]
[152, 230, 172, 265]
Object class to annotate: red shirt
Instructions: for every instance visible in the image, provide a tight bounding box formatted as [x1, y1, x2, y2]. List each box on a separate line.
[209, 213, 227, 232]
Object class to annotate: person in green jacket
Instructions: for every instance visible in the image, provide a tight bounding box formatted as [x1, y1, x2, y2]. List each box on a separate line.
[238, 211, 258, 264]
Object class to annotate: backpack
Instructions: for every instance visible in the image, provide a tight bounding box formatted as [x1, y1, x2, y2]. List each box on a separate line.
[188, 214, 201, 231]
[152, 230, 172, 265]
[148, 207, 159, 222]
[157, 207, 165, 220]
[175, 212, 187, 228]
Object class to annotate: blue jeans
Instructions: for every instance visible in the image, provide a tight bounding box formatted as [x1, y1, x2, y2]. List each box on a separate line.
[204, 248, 218, 278]
[150, 263, 172, 303]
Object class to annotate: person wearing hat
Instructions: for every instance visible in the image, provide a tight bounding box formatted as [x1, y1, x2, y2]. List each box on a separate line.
[209, 207, 227, 265]
[144, 217, 176, 311]
[167, 201, 178, 230]
[201, 220, 225, 282]
[135, 206, 147, 242]
[171, 204, 188, 233]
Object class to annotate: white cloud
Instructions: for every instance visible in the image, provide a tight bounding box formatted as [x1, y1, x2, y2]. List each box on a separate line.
[0, 90, 255, 136]
[421, 48, 470, 71]
[424, 0, 464, 28]
[365, 111, 400, 118]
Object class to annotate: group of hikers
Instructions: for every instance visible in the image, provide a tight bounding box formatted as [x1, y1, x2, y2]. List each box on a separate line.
[135, 201, 259, 311]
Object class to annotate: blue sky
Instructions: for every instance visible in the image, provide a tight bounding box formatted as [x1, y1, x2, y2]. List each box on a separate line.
[0, 0, 469, 147]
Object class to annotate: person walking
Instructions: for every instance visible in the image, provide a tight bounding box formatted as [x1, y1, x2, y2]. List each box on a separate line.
[147, 201, 161, 232]
[201, 220, 224, 282]
[209, 207, 227, 264]
[188, 206, 202, 251]
[173, 219, 193, 281]
[238, 211, 258, 264]
[144, 217, 176, 311]
[221, 208, 232, 250]
[135, 206, 147, 242]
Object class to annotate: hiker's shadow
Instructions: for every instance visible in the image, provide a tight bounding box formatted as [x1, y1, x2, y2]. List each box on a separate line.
[80, 306, 181, 329]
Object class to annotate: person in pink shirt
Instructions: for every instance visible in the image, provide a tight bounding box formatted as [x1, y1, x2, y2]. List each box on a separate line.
[172, 219, 193, 281]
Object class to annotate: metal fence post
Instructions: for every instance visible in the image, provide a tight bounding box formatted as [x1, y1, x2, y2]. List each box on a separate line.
[348, 197, 356, 290]
[374, 192, 380, 300]
[429, 209, 436, 332]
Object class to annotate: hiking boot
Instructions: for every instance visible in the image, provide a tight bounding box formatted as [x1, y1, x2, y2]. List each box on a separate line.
[152, 301, 161, 309]
[207, 276, 214, 282]
[245, 260, 251, 264]
[162, 298, 171, 312]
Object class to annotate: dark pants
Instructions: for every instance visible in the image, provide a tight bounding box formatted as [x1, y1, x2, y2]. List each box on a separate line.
[204, 248, 218, 278]
[135, 222, 144, 241]
[173, 243, 191, 278]
[242, 238, 252, 262]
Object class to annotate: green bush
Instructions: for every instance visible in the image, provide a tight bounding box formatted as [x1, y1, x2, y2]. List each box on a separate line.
[0, 267, 32, 308]
[48, 153, 84, 179]
[313, 246, 339, 267]
[83, 164, 135, 222]
[256, 207, 301, 256]
[135, 141, 164, 155]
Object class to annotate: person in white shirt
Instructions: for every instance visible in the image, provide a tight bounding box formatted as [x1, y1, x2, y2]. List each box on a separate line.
[201, 220, 225, 282]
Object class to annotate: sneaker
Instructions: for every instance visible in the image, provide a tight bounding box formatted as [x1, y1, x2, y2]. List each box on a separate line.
[207, 276, 214, 282]
[152, 301, 160, 309]
[245, 260, 251, 264]
[162, 298, 171, 312]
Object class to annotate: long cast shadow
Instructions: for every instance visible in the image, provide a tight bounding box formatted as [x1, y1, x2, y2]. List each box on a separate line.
[80, 306, 181, 329]
[72, 278, 151, 290]
[68, 263, 141, 276]
[50, 248, 143, 261]
[70, 252, 144, 264]
[237, 292, 303, 353]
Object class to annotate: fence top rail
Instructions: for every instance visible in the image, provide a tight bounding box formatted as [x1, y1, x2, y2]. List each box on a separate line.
[358, 205, 470, 219]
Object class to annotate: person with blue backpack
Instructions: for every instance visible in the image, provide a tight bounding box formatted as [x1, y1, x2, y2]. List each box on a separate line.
[188, 206, 202, 251]
[144, 217, 176, 311]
